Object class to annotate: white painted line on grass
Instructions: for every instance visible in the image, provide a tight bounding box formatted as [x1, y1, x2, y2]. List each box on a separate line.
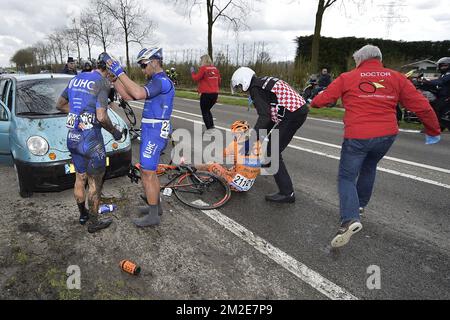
[129, 102, 450, 189]
[192, 200, 358, 300]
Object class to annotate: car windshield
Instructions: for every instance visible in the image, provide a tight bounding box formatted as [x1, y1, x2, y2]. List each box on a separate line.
[15, 78, 70, 116]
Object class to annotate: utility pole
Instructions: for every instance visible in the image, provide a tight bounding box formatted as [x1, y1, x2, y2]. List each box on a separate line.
[375, 1, 409, 39]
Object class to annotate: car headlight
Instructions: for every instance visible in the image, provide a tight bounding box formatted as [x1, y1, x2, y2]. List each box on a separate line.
[27, 136, 49, 156]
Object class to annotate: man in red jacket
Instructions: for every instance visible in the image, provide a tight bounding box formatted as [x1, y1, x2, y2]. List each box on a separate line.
[191, 54, 221, 133]
[311, 44, 441, 248]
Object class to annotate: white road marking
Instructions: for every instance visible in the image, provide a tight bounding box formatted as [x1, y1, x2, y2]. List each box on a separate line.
[170, 106, 428, 169]
[293, 137, 450, 174]
[175, 97, 421, 133]
[131, 101, 216, 120]
[129, 102, 450, 189]
[192, 200, 358, 300]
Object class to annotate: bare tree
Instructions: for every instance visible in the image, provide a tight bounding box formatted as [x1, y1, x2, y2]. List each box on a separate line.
[47, 30, 65, 64]
[68, 17, 83, 63]
[100, 0, 156, 70]
[80, 13, 96, 61]
[171, 0, 256, 60]
[34, 42, 45, 65]
[92, 0, 117, 52]
[47, 37, 59, 64]
[310, 0, 369, 71]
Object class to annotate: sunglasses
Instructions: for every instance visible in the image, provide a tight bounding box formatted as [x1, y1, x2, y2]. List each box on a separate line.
[139, 62, 148, 69]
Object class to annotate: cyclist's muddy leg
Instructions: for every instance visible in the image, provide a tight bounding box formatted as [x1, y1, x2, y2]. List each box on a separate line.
[74, 172, 88, 204]
[141, 169, 159, 205]
[74, 172, 89, 222]
[87, 171, 105, 216]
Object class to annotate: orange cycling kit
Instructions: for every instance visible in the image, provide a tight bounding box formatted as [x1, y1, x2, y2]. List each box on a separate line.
[206, 140, 261, 192]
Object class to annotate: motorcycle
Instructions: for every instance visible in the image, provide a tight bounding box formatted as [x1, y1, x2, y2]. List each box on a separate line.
[301, 76, 318, 101]
[413, 73, 450, 130]
[400, 71, 438, 124]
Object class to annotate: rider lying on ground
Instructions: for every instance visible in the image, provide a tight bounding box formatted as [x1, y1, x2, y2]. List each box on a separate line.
[195, 120, 262, 192]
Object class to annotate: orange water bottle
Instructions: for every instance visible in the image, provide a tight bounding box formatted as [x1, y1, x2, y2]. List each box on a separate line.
[120, 260, 141, 275]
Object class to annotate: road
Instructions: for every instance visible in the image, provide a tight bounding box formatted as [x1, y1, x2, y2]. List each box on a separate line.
[0, 96, 448, 300]
[129, 96, 450, 300]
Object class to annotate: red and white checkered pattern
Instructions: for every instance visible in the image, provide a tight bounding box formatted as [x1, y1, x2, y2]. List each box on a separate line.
[272, 80, 306, 111]
[270, 106, 281, 123]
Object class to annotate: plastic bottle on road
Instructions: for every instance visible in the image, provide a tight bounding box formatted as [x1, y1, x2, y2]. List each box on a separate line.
[98, 204, 117, 214]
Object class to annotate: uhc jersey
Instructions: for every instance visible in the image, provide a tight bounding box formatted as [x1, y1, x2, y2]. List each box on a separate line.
[62, 71, 110, 130]
[142, 72, 175, 120]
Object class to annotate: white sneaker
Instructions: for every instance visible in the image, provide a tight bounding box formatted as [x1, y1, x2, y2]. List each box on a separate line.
[331, 220, 363, 248]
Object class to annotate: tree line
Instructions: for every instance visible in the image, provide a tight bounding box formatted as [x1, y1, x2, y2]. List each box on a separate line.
[296, 35, 450, 75]
[10, 0, 154, 71]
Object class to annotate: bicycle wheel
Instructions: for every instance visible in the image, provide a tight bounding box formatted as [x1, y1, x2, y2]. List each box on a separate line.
[173, 171, 231, 210]
[120, 99, 137, 126]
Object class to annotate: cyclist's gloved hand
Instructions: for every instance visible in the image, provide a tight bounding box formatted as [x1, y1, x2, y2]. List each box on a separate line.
[109, 60, 125, 78]
[102, 53, 124, 78]
[190, 66, 195, 73]
[112, 128, 123, 141]
[425, 134, 441, 145]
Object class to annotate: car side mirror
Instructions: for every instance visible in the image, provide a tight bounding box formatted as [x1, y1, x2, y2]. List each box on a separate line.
[0, 101, 11, 121]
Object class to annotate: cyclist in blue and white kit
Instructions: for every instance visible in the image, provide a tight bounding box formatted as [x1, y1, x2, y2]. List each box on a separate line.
[57, 53, 123, 233]
[103, 47, 174, 227]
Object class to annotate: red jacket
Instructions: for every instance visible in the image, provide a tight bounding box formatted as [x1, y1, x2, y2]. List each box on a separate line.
[191, 65, 221, 94]
[311, 59, 440, 139]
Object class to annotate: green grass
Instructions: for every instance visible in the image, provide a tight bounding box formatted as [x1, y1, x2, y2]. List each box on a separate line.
[175, 90, 422, 130]
[45, 268, 81, 300]
[176, 90, 249, 106]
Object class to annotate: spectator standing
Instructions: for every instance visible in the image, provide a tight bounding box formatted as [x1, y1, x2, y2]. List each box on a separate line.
[191, 54, 221, 133]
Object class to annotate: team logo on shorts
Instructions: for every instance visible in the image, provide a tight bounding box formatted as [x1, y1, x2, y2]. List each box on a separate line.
[143, 142, 157, 159]
[68, 132, 81, 141]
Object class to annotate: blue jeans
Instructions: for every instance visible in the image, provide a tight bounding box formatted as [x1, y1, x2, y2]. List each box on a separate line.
[338, 135, 397, 223]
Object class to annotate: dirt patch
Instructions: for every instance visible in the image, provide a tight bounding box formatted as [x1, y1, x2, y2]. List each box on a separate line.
[0, 165, 322, 300]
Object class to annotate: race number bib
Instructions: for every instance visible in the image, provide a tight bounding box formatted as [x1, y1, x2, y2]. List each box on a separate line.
[79, 112, 95, 129]
[231, 174, 255, 192]
[66, 113, 77, 129]
[160, 120, 171, 139]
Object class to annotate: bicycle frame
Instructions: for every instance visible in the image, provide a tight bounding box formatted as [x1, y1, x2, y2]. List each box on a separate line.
[128, 164, 207, 191]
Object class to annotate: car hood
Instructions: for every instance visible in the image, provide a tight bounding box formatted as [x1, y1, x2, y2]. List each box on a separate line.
[13, 110, 129, 154]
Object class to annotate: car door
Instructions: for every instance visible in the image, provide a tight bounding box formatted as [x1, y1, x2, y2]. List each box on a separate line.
[0, 79, 13, 164]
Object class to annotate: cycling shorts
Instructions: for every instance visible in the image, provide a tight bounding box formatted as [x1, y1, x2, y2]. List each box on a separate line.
[67, 128, 106, 175]
[140, 121, 171, 171]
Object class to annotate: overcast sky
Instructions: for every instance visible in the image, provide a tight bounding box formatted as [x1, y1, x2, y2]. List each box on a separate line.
[1, 0, 449, 67]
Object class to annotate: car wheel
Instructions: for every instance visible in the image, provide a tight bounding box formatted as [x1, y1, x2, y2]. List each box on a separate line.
[13, 163, 33, 198]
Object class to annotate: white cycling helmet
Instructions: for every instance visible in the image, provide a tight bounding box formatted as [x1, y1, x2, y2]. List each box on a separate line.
[136, 47, 163, 64]
[231, 67, 256, 94]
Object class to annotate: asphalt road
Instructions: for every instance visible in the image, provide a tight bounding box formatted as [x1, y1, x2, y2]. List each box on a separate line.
[1, 96, 448, 300]
[126, 96, 450, 300]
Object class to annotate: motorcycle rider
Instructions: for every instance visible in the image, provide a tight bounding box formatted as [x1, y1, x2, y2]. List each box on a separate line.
[231, 67, 308, 203]
[421, 57, 450, 130]
[312, 68, 332, 98]
[168, 67, 178, 85]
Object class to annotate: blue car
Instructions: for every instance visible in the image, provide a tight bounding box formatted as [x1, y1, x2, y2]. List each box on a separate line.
[0, 74, 132, 197]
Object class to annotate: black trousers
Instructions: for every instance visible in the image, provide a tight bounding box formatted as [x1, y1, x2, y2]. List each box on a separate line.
[200, 93, 218, 129]
[268, 111, 308, 195]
